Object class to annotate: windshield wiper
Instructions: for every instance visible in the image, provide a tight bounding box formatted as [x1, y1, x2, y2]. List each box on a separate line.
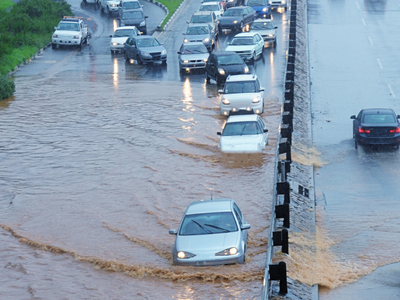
[192, 220, 211, 233]
[240, 124, 247, 136]
[204, 223, 230, 232]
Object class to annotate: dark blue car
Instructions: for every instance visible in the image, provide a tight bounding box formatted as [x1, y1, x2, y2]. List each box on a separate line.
[245, 0, 271, 19]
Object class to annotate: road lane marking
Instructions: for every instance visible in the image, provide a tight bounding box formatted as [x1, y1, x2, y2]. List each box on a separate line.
[356, 1, 360, 9]
[377, 58, 383, 69]
[361, 18, 366, 26]
[369, 36, 374, 46]
[388, 84, 396, 98]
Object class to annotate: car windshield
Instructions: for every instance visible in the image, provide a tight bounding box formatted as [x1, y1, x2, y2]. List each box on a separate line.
[224, 81, 257, 93]
[217, 55, 243, 65]
[222, 121, 262, 136]
[230, 37, 254, 45]
[190, 15, 212, 23]
[181, 44, 208, 54]
[186, 26, 210, 35]
[179, 212, 238, 235]
[248, 0, 265, 5]
[137, 38, 160, 47]
[57, 22, 80, 31]
[113, 29, 137, 37]
[363, 114, 395, 123]
[200, 4, 219, 11]
[223, 9, 243, 16]
[251, 22, 275, 30]
[122, 2, 141, 9]
[122, 11, 143, 19]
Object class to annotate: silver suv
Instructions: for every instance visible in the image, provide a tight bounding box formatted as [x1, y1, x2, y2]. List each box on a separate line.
[218, 74, 265, 116]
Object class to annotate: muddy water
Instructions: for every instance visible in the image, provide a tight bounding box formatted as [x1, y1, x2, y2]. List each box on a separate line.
[0, 70, 281, 298]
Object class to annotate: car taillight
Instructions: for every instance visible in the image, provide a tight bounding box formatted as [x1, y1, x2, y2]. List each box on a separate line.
[359, 127, 370, 133]
[389, 127, 400, 133]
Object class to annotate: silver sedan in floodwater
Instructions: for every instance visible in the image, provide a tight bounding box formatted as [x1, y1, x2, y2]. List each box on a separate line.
[169, 199, 250, 266]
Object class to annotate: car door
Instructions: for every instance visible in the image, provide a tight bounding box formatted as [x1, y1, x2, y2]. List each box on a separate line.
[206, 54, 217, 79]
[233, 203, 248, 247]
[353, 110, 362, 137]
[257, 116, 268, 145]
[254, 33, 263, 55]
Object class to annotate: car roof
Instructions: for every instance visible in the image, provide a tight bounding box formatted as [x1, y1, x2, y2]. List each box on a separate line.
[185, 199, 234, 215]
[201, 1, 220, 5]
[226, 74, 258, 82]
[115, 26, 138, 30]
[192, 10, 214, 15]
[188, 23, 210, 27]
[234, 32, 259, 38]
[181, 41, 206, 46]
[226, 114, 260, 123]
[362, 108, 395, 114]
[254, 19, 274, 23]
[226, 6, 246, 10]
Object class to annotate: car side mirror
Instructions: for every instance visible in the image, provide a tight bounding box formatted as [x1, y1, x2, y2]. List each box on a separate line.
[260, 88, 264, 91]
[54, 27, 57, 30]
[109, 35, 112, 37]
[218, 89, 223, 93]
[217, 132, 222, 135]
[350, 115, 356, 119]
[169, 229, 177, 235]
[275, 26, 278, 29]
[397, 115, 400, 119]
[241, 223, 251, 230]
[177, 51, 181, 54]
[264, 129, 268, 133]
[145, 16, 149, 18]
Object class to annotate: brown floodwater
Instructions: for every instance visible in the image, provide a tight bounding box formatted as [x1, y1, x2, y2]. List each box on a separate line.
[0, 70, 282, 299]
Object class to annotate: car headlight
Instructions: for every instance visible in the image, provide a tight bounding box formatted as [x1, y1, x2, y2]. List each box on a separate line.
[233, 20, 238, 24]
[269, 34, 275, 37]
[215, 247, 238, 256]
[282, 0, 286, 3]
[228, 0, 234, 2]
[141, 51, 150, 56]
[222, 98, 230, 105]
[203, 58, 208, 62]
[244, 66, 249, 73]
[73, 35, 79, 39]
[177, 251, 196, 259]
[252, 96, 261, 103]
[262, 7, 267, 11]
[140, 21, 146, 27]
[218, 68, 225, 75]
[111, 42, 118, 46]
[110, 4, 115, 6]
[161, 49, 167, 55]
[182, 59, 189, 63]
[203, 38, 210, 43]
[183, 38, 189, 43]
[53, 34, 58, 38]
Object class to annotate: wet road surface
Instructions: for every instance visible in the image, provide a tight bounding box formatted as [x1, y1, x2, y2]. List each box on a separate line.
[309, 0, 400, 297]
[0, 0, 290, 299]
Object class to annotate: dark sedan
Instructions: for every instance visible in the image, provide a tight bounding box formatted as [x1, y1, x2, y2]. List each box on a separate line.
[218, 6, 256, 32]
[205, 51, 249, 85]
[351, 108, 400, 149]
[124, 36, 167, 65]
[118, 9, 148, 34]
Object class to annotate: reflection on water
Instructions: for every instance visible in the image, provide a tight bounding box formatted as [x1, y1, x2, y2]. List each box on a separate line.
[113, 57, 119, 86]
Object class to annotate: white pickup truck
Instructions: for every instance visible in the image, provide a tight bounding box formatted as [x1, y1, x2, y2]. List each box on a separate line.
[52, 16, 89, 49]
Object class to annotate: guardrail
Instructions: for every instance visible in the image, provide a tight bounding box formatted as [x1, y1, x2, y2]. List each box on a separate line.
[261, 0, 297, 298]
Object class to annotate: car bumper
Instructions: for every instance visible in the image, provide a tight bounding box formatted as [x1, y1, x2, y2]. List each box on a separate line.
[261, 35, 276, 43]
[52, 39, 81, 46]
[173, 253, 244, 266]
[142, 55, 167, 64]
[270, 3, 287, 9]
[219, 23, 241, 31]
[358, 136, 400, 146]
[110, 44, 125, 51]
[221, 104, 262, 116]
[180, 62, 207, 70]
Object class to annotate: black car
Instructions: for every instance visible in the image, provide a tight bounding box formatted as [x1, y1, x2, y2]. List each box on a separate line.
[218, 6, 256, 32]
[205, 51, 249, 85]
[351, 108, 400, 149]
[118, 9, 148, 35]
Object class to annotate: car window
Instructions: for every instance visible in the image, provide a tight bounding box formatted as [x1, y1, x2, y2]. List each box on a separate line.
[231, 37, 254, 45]
[233, 203, 243, 227]
[363, 114, 395, 123]
[122, 1, 141, 9]
[58, 22, 80, 31]
[179, 212, 238, 235]
[186, 26, 210, 35]
[251, 21, 275, 30]
[217, 55, 243, 65]
[181, 44, 208, 54]
[257, 117, 265, 130]
[114, 29, 137, 37]
[200, 4, 219, 11]
[191, 14, 212, 23]
[222, 121, 262, 136]
[224, 81, 256, 93]
[223, 9, 242, 16]
[247, 0, 266, 5]
[137, 38, 159, 47]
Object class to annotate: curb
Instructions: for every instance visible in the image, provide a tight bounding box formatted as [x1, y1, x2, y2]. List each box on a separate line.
[144, 0, 190, 32]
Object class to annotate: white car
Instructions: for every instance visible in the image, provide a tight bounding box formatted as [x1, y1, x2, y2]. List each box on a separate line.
[199, 2, 224, 19]
[219, 74, 265, 116]
[225, 32, 264, 64]
[99, 0, 120, 15]
[217, 114, 268, 153]
[110, 26, 140, 54]
[52, 16, 89, 49]
[249, 19, 277, 46]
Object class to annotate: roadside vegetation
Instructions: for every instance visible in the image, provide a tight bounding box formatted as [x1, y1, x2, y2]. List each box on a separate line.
[156, 0, 185, 28]
[0, 0, 72, 99]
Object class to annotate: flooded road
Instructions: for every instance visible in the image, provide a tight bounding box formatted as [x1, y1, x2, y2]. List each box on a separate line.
[309, 0, 400, 297]
[0, 1, 289, 298]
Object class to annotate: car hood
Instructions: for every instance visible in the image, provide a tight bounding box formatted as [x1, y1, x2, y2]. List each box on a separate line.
[219, 16, 242, 24]
[180, 53, 210, 61]
[222, 92, 262, 101]
[121, 18, 143, 25]
[111, 37, 129, 44]
[184, 34, 211, 41]
[138, 45, 165, 53]
[251, 5, 268, 12]
[217, 63, 246, 73]
[220, 135, 264, 153]
[176, 232, 240, 252]
[225, 45, 256, 52]
[250, 29, 276, 35]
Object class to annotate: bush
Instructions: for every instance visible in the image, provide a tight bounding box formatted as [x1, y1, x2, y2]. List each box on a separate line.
[0, 75, 15, 100]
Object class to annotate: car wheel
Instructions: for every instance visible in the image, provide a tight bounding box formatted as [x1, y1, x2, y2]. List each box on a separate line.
[206, 72, 211, 84]
[261, 100, 264, 113]
[250, 52, 256, 64]
[124, 52, 130, 62]
[106, 6, 111, 16]
[162, 60, 167, 66]
[136, 55, 143, 65]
